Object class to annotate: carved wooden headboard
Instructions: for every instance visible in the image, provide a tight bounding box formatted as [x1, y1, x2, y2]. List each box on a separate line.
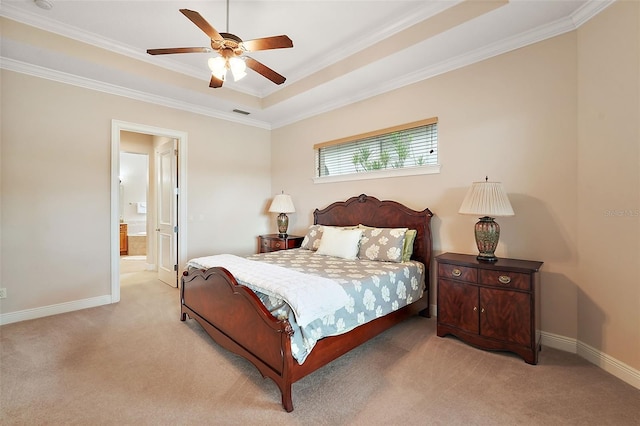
[313, 194, 434, 268]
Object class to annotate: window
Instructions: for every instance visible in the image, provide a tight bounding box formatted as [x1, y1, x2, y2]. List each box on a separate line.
[314, 117, 439, 182]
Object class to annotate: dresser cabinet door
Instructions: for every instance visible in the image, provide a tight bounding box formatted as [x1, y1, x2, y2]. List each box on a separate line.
[480, 288, 531, 346]
[438, 279, 479, 334]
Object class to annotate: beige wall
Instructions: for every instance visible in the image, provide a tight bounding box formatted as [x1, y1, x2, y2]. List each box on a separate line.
[272, 2, 639, 372]
[1, 70, 272, 315]
[576, 2, 640, 369]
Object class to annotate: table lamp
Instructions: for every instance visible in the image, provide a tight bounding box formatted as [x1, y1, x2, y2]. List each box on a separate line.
[459, 177, 514, 262]
[269, 192, 295, 237]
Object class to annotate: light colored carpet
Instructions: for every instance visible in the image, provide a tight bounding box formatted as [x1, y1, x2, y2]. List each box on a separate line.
[1, 268, 639, 425]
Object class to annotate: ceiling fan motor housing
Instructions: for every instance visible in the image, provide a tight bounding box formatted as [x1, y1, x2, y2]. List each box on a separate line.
[213, 33, 245, 56]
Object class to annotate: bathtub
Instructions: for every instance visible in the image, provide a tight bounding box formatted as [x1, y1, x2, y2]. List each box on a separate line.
[126, 221, 147, 255]
[126, 221, 146, 235]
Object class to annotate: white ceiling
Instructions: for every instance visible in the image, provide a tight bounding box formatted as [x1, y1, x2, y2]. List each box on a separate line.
[1, 0, 613, 129]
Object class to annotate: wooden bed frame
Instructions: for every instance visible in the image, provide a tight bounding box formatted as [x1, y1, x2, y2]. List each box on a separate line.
[180, 194, 434, 411]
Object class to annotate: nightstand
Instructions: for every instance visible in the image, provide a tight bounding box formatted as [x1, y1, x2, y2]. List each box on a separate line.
[258, 234, 304, 253]
[436, 252, 543, 364]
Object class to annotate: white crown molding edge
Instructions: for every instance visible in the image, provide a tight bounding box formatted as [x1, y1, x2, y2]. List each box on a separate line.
[270, 11, 582, 128]
[0, 57, 272, 130]
[0, 0, 458, 100]
[571, 0, 616, 27]
[1, 1, 614, 130]
[270, 0, 461, 97]
[0, 2, 261, 98]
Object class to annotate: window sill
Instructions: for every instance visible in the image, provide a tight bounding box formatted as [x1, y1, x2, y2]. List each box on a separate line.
[313, 164, 441, 184]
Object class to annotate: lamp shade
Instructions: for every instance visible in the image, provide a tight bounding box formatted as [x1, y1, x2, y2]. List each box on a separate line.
[269, 194, 295, 213]
[458, 181, 514, 217]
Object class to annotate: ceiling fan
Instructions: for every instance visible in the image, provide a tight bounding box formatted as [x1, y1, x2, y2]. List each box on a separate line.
[147, 6, 293, 88]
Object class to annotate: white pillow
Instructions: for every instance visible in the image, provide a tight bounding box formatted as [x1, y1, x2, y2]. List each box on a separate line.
[316, 227, 363, 260]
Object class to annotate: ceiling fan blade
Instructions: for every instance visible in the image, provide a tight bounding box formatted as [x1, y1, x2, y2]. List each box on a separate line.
[180, 9, 223, 41]
[242, 35, 293, 52]
[209, 75, 224, 88]
[147, 47, 212, 55]
[245, 57, 286, 85]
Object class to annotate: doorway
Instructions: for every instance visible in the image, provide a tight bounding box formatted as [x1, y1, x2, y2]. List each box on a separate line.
[119, 151, 149, 259]
[110, 120, 188, 304]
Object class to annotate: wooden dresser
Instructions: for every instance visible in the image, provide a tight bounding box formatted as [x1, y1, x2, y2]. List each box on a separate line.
[436, 252, 543, 364]
[258, 234, 303, 253]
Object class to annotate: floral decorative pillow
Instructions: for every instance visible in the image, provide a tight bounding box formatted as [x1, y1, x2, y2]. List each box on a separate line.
[300, 225, 324, 250]
[358, 226, 408, 263]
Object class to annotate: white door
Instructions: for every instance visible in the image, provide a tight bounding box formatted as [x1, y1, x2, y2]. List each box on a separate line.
[156, 139, 178, 287]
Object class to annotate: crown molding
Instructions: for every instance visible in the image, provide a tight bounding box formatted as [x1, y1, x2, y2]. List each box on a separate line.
[264, 0, 461, 98]
[270, 7, 590, 129]
[2, 1, 614, 130]
[0, 2, 261, 98]
[1, 57, 272, 130]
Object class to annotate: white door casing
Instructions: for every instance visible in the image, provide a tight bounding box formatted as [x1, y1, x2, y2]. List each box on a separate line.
[111, 120, 187, 302]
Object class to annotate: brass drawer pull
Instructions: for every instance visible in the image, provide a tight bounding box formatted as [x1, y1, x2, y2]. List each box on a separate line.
[452, 268, 462, 277]
[275, 242, 281, 248]
[498, 275, 512, 284]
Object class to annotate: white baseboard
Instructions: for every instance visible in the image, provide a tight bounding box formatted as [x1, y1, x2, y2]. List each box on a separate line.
[3, 300, 639, 391]
[576, 339, 640, 389]
[539, 330, 578, 353]
[0, 295, 112, 326]
[432, 309, 639, 391]
[541, 331, 639, 390]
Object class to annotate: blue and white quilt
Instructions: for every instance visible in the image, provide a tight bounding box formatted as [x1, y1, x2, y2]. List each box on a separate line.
[188, 248, 424, 364]
[248, 248, 424, 364]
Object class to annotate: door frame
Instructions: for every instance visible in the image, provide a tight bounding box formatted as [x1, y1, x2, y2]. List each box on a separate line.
[110, 120, 188, 303]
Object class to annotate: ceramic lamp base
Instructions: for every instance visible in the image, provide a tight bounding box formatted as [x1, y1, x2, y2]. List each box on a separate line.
[474, 216, 500, 262]
[277, 213, 289, 237]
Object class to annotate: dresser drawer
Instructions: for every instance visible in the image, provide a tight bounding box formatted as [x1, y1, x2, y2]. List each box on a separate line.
[478, 269, 530, 291]
[258, 235, 303, 253]
[438, 263, 477, 282]
[262, 238, 286, 251]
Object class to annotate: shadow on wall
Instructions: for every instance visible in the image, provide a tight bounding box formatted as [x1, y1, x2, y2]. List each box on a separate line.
[539, 271, 580, 344]
[500, 193, 574, 263]
[577, 287, 606, 359]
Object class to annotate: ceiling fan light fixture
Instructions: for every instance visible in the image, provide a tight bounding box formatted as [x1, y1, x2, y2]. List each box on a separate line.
[208, 56, 227, 80]
[148, 9, 292, 88]
[228, 57, 247, 82]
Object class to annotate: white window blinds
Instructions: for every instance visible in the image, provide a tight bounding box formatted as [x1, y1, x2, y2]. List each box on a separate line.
[315, 118, 438, 178]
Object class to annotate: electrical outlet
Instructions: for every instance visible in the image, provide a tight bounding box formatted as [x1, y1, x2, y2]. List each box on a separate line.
[0, 288, 6, 299]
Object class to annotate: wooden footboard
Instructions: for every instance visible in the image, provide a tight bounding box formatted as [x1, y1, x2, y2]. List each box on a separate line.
[181, 267, 429, 412]
[181, 267, 296, 411]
